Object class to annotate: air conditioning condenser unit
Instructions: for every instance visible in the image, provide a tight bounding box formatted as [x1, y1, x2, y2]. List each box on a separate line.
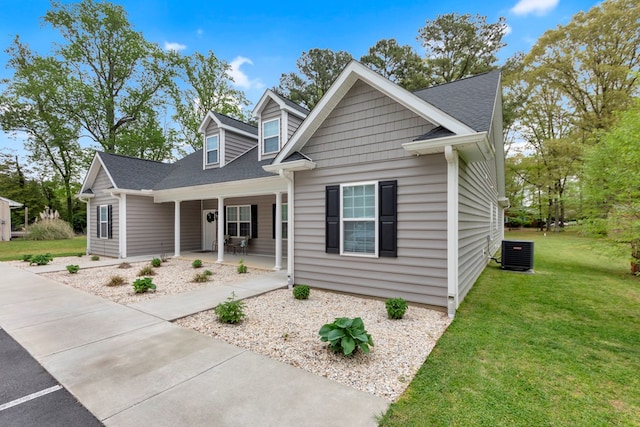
[501, 240, 534, 271]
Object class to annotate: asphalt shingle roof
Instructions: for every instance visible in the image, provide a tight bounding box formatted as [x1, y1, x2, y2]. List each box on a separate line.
[213, 112, 258, 135]
[98, 152, 174, 190]
[412, 70, 500, 133]
[414, 126, 455, 141]
[272, 91, 310, 116]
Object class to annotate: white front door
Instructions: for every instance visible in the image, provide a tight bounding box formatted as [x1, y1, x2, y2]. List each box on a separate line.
[202, 209, 217, 251]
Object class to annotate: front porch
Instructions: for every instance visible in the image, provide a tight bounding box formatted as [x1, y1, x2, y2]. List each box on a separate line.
[179, 251, 289, 272]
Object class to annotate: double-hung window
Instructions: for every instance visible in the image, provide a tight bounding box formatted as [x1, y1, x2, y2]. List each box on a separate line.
[97, 204, 111, 239]
[226, 205, 251, 237]
[262, 119, 280, 154]
[342, 183, 377, 255]
[206, 135, 219, 165]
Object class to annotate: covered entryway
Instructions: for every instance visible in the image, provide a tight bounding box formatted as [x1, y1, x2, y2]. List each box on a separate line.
[202, 209, 217, 252]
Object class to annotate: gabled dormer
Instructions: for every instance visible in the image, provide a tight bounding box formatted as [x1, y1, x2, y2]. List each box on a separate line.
[198, 112, 258, 169]
[252, 90, 309, 161]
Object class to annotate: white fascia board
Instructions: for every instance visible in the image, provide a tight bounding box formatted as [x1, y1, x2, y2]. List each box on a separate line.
[273, 61, 475, 164]
[252, 89, 308, 119]
[76, 193, 95, 199]
[197, 111, 216, 134]
[80, 152, 117, 194]
[403, 132, 494, 162]
[198, 111, 257, 139]
[102, 188, 155, 197]
[152, 176, 288, 203]
[262, 159, 317, 173]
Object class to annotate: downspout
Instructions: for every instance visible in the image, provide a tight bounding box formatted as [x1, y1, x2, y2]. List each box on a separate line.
[78, 196, 91, 255]
[279, 169, 294, 282]
[444, 146, 459, 318]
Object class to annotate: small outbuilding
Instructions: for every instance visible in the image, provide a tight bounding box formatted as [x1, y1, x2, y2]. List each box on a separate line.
[0, 196, 23, 241]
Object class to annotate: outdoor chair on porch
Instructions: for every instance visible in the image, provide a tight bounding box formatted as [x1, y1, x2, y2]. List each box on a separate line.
[225, 235, 249, 255]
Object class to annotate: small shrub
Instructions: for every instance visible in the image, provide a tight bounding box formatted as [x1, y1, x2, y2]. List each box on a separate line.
[106, 275, 126, 287]
[21, 254, 32, 262]
[237, 259, 247, 274]
[24, 218, 74, 240]
[118, 262, 132, 269]
[137, 266, 156, 277]
[203, 269, 213, 276]
[91, 255, 100, 261]
[29, 253, 53, 266]
[77, 252, 84, 257]
[192, 272, 210, 283]
[214, 292, 245, 324]
[293, 285, 310, 300]
[385, 298, 408, 320]
[319, 317, 374, 356]
[151, 258, 162, 267]
[66, 265, 80, 274]
[132, 277, 156, 293]
[192, 259, 203, 268]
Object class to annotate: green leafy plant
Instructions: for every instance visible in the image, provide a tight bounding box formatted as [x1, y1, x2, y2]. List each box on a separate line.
[66, 264, 80, 274]
[151, 258, 162, 267]
[132, 277, 156, 293]
[203, 269, 213, 276]
[106, 275, 126, 287]
[192, 259, 203, 268]
[77, 252, 84, 257]
[137, 266, 156, 276]
[237, 259, 247, 274]
[385, 297, 408, 320]
[192, 272, 210, 283]
[214, 292, 246, 324]
[319, 317, 374, 356]
[293, 285, 310, 300]
[21, 254, 32, 262]
[91, 255, 100, 261]
[29, 253, 53, 266]
[118, 262, 131, 269]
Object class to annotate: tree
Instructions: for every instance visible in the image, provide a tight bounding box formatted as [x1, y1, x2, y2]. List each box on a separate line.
[0, 153, 48, 227]
[43, 0, 176, 156]
[417, 13, 507, 84]
[0, 38, 83, 224]
[360, 39, 429, 91]
[583, 99, 640, 240]
[277, 48, 352, 110]
[523, 0, 640, 136]
[170, 51, 249, 151]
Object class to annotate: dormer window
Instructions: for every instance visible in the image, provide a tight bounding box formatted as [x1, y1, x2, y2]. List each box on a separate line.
[262, 119, 280, 154]
[206, 135, 219, 164]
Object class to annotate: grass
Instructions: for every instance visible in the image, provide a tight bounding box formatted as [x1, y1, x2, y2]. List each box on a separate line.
[379, 230, 640, 426]
[0, 236, 86, 261]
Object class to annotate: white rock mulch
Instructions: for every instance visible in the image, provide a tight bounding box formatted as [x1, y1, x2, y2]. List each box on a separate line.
[175, 288, 451, 401]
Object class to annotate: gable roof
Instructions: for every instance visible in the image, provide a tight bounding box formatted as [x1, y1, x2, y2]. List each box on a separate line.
[272, 60, 478, 164]
[252, 89, 309, 119]
[96, 152, 174, 191]
[0, 196, 23, 208]
[198, 111, 258, 138]
[412, 70, 500, 133]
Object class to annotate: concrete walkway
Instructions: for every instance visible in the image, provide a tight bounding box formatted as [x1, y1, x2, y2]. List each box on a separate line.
[0, 263, 388, 426]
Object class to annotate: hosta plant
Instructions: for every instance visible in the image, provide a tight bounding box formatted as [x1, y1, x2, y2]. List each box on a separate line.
[133, 277, 156, 293]
[385, 297, 408, 320]
[319, 317, 374, 356]
[29, 253, 53, 266]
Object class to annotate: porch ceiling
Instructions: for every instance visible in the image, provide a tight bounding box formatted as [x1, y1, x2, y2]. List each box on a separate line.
[152, 176, 287, 203]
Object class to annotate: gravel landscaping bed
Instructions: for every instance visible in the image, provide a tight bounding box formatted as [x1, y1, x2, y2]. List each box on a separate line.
[175, 288, 451, 401]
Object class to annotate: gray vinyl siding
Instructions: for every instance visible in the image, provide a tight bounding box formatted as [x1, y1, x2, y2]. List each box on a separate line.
[180, 200, 201, 251]
[126, 196, 174, 257]
[89, 167, 119, 258]
[457, 157, 500, 302]
[225, 131, 256, 164]
[287, 114, 303, 140]
[294, 80, 448, 306]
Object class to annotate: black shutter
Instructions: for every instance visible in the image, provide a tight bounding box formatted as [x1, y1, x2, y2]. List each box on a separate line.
[96, 205, 100, 238]
[272, 204, 276, 239]
[379, 180, 397, 257]
[326, 185, 340, 253]
[107, 204, 113, 239]
[251, 204, 258, 238]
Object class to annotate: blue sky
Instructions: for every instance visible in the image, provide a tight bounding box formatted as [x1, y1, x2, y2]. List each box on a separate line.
[0, 0, 600, 158]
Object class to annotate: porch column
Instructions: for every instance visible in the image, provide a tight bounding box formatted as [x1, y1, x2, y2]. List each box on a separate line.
[174, 200, 181, 257]
[274, 191, 283, 270]
[217, 197, 225, 263]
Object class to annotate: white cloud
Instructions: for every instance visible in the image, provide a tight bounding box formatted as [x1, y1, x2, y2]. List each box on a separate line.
[164, 41, 187, 52]
[511, 0, 559, 16]
[229, 56, 265, 90]
[503, 24, 513, 36]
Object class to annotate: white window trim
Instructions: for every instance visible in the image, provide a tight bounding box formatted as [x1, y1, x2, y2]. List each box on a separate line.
[226, 205, 251, 238]
[262, 118, 280, 155]
[205, 134, 220, 166]
[99, 204, 108, 240]
[340, 181, 379, 258]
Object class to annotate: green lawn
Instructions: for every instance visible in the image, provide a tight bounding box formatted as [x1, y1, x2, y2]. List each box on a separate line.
[379, 230, 640, 426]
[0, 236, 87, 261]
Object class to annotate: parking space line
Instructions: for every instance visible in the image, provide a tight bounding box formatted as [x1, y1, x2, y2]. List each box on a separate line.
[0, 385, 63, 412]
